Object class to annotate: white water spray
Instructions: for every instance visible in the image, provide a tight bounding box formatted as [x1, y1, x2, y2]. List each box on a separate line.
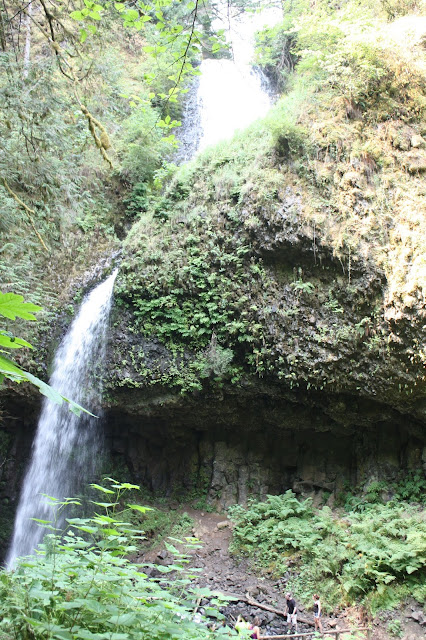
[6, 270, 117, 567]
[196, 4, 280, 152]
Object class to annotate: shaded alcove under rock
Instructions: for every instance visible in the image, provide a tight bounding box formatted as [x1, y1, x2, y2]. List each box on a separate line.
[105, 386, 426, 509]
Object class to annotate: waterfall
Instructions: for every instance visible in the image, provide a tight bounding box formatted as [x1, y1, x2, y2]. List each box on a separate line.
[174, 3, 280, 159]
[6, 270, 118, 567]
[196, 4, 280, 152]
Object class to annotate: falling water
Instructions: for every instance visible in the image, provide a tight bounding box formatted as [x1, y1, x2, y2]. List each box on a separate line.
[6, 270, 118, 567]
[175, 4, 280, 160]
[196, 4, 280, 152]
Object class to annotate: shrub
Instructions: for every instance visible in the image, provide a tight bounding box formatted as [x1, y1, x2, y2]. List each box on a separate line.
[229, 492, 426, 613]
[0, 480, 228, 640]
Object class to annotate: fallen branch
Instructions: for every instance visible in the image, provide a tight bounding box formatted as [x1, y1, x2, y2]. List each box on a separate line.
[244, 593, 314, 628]
[208, 591, 314, 627]
[193, 596, 202, 615]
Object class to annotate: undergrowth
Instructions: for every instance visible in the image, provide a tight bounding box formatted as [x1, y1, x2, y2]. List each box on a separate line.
[131, 507, 194, 552]
[0, 479, 226, 640]
[228, 491, 426, 615]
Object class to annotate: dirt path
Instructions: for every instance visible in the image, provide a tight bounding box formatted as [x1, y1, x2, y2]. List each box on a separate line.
[138, 508, 425, 640]
[142, 509, 321, 636]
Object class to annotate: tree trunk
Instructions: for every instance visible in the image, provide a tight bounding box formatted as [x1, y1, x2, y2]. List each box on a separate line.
[23, 1, 32, 77]
[0, 9, 7, 51]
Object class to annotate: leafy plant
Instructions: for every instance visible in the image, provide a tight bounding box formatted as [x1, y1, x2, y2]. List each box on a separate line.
[0, 479, 230, 640]
[387, 619, 403, 638]
[229, 491, 426, 613]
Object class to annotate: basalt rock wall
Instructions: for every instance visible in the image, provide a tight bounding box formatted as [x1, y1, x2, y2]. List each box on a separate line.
[105, 370, 425, 509]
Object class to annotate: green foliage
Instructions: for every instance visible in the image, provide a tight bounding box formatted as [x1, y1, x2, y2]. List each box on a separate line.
[229, 491, 426, 613]
[336, 473, 426, 511]
[254, 1, 306, 90]
[133, 507, 194, 550]
[118, 108, 172, 184]
[387, 619, 403, 637]
[116, 209, 271, 384]
[123, 182, 150, 219]
[0, 480, 229, 640]
[391, 472, 426, 504]
[290, 280, 314, 294]
[380, 0, 422, 20]
[255, 0, 426, 122]
[0, 0, 229, 311]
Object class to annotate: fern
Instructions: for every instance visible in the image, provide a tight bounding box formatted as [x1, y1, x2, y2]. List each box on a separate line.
[229, 493, 426, 613]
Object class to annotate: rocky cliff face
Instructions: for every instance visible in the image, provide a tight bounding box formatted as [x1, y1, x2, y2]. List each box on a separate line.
[2, 129, 425, 534]
[0, 388, 39, 559]
[103, 125, 425, 505]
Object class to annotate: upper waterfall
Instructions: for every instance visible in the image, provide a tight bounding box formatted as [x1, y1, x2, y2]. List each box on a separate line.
[175, 4, 280, 162]
[197, 5, 279, 152]
[6, 270, 118, 568]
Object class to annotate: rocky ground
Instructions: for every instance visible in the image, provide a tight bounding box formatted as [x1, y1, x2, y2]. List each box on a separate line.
[135, 508, 426, 640]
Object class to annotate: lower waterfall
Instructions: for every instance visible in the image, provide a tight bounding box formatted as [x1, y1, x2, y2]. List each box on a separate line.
[6, 270, 118, 567]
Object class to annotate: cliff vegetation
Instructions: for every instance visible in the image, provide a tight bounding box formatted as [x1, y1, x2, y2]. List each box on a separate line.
[114, 0, 426, 419]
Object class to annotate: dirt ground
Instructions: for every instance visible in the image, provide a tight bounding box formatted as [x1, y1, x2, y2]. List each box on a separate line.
[137, 508, 425, 640]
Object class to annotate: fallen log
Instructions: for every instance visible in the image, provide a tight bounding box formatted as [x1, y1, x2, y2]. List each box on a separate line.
[208, 591, 314, 627]
[260, 627, 371, 639]
[244, 593, 314, 628]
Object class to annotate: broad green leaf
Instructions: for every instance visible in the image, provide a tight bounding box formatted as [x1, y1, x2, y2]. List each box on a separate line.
[31, 518, 51, 525]
[91, 501, 119, 508]
[127, 504, 153, 514]
[90, 484, 115, 494]
[76, 631, 99, 640]
[70, 10, 84, 20]
[108, 613, 136, 626]
[0, 292, 41, 320]
[115, 482, 140, 490]
[0, 332, 33, 349]
[92, 515, 115, 524]
[0, 355, 94, 417]
[124, 9, 138, 21]
[72, 525, 98, 534]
